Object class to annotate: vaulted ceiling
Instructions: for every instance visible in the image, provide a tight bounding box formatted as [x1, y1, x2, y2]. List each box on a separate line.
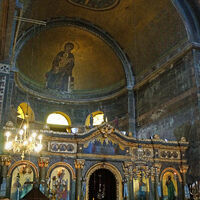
[16, 0, 187, 90]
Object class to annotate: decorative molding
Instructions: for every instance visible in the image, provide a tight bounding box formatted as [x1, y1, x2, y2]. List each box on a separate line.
[98, 124, 115, 138]
[0, 155, 11, 166]
[15, 71, 127, 103]
[85, 162, 122, 200]
[158, 149, 180, 160]
[48, 142, 77, 153]
[0, 63, 10, 74]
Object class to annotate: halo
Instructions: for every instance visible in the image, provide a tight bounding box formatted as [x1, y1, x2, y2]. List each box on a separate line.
[62, 40, 79, 52]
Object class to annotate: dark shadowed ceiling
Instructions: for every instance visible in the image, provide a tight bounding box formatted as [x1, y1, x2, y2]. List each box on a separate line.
[16, 0, 188, 90]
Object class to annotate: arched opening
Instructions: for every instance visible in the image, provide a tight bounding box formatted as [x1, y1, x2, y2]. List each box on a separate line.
[17, 103, 35, 123]
[46, 112, 71, 132]
[85, 111, 105, 127]
[89, 169, 116, 200]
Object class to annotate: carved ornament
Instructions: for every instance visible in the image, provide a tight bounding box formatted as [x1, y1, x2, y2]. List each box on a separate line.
[74, 159, 85, 169]
[180, 165, 189, 174]
[0, 63, 10, 74]
[99, 124, 114, 137]
[0, 155, 11, 166]
[38, 157, 49, 168]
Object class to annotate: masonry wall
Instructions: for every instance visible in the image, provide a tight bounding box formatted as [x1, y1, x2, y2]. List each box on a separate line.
[10, 86, 128, 129]
[135, 50, 198, 140]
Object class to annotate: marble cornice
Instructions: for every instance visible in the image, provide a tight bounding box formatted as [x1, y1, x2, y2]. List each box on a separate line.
[15, 73, 127, 103]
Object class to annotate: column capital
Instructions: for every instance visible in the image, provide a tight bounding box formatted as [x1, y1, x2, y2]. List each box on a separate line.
[180, 165, 189, 174]
[123, 161, 133, 176]
[0, 155, 11, 166]
[154, 163, 162, 174]
[38, 157, 49, 168]
[74, 159, 85, 169]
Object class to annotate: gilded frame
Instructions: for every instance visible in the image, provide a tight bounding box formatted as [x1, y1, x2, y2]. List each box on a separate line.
[85, 162, 122, 200]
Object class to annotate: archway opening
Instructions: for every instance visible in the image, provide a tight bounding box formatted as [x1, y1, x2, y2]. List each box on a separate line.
[85, 111, 104, 127]
[17, 102, 35, 123]
[89, 168, 116, 200]
[46, 112, 71, 132]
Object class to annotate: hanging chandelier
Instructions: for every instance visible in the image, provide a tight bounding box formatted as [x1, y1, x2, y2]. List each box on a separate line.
[4, 118, 43, 160]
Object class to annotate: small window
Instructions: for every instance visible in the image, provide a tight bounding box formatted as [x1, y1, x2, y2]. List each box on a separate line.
[46, 112, 71, 132]
[93, 113, 104, 125]
[47, 113, 69, 126]
[17, 103, 35, 121]
[17, 106, 25, 119]
[85, 111, 104, 127]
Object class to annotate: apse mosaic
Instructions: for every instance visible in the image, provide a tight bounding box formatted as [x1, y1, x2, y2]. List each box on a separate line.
[46, 42, 75, 91]
[67, 0, 120, 10]
[17, 26, 125, 91]
[83, 136, 126, 155]
[48, 167, 70, 200]
[10, 165, 34, 200]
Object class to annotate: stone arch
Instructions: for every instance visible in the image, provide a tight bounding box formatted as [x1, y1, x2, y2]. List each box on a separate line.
[46, 111, 72, 126]
[17, 102, 35, 122]
[7, 160, 39, 178]
[85, 110, 104, 126]
[47, 162, 75, 180]
[171, 0, 200, 42]
[14, 17, 134, 89]
[85, 162, 122, 200]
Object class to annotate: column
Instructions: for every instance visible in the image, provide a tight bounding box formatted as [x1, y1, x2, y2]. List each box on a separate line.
[123, 162, 134, 200]
[75, 159, 85, 200]
[38, 157, 49, 195]
[128, 89, 136, 137]
[71, 178, 76, 199]
[149, 167, 155, 200]
[192, 49, 200, 117]
[81, 178, 86, 200]
[180, 165, 189, 200]
[154, 163, 162, 200]
[0, 155, 11, 197]
[144, 166, 150, 200]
